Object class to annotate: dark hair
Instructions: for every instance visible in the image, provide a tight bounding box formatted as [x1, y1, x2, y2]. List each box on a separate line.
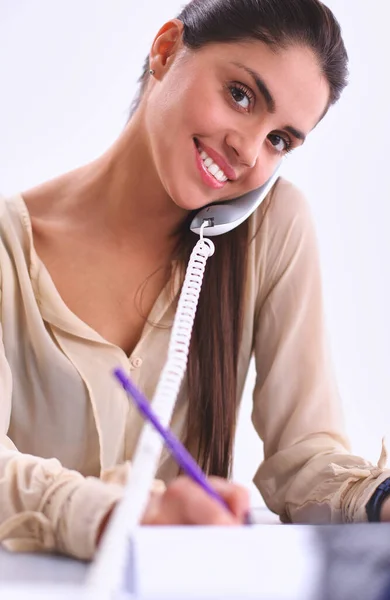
[134, 0, 348, 477]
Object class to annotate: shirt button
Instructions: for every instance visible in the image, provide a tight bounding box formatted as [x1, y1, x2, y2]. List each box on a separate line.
[131, 357, 143, 369]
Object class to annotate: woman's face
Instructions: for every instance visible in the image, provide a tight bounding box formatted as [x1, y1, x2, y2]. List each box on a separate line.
[143, 24, 330, 211]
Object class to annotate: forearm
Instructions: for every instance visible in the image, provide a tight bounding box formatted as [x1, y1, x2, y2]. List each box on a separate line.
[0, 445, 123, 559]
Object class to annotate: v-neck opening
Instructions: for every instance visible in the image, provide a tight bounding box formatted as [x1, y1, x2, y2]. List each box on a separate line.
[11, 193, 182, 359]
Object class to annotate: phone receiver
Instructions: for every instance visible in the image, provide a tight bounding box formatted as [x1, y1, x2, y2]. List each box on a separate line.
[190, 164, 282, 237]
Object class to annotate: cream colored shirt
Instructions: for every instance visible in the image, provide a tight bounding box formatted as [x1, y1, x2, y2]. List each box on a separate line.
[0, 178, 388, 560]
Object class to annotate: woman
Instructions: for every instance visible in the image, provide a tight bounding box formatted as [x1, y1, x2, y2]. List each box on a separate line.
[1, 0, 389, 561]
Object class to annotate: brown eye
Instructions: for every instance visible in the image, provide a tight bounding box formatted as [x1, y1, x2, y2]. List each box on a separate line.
[228, 83, 254, 111]
[268, 133, 292, 154]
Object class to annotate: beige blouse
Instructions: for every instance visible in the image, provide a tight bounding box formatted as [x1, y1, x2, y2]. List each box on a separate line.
[0, 178, 388, 560]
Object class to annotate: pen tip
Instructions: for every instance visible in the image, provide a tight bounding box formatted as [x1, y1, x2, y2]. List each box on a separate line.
[244, 511, 255, 525]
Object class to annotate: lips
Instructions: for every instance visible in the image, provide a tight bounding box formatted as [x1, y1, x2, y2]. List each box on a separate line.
[194, 138, 237, 182]
[194, 141, 226, 190]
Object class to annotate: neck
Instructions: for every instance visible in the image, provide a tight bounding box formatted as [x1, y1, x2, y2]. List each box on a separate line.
[94, 115, 188, 235]
[41, 111, 189, 245]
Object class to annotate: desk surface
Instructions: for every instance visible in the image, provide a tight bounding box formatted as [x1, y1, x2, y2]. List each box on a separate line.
[0, 546, 87, 586]
[0, 508, 279, 588]
[2, 515, 390, 600]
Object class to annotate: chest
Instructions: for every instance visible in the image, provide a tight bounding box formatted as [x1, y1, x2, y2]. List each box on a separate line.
[33, 227, 172, 356]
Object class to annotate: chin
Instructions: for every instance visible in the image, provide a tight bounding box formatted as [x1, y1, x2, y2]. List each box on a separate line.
[168, 183, 213, 213]
[179, 197, 214, 214]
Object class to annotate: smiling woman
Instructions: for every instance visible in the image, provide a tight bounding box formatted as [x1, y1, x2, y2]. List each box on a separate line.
[132, 26, 330, 210]
[127, 0, 342, 478]
[1, 0, 390, 563]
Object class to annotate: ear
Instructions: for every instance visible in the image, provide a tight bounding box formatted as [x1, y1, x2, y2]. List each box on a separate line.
[149, 19, 184, 77]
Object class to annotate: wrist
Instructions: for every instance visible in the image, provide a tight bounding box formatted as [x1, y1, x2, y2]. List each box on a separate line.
[141, 490, 164, 525]
[380, 495, 390, 522]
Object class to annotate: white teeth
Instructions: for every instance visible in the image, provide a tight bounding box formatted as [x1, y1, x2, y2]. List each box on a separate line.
[208, 163, 220, 176]
[197, 145, 228, 182]
[215, 169, 226, 183]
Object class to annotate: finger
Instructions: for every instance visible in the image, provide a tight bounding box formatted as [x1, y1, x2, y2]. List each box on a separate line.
[141, 491, 160, 525]
[207, 477, 251, 522]
[159, 477, 239, 526]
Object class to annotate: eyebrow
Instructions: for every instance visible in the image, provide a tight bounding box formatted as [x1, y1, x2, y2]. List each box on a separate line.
[231, 61, 307, 143]
[284, 125, 306, 142]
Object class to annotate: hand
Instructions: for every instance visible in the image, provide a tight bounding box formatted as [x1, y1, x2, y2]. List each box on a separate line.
[141, 475, 250, 526]
[96, 476, 250, 546]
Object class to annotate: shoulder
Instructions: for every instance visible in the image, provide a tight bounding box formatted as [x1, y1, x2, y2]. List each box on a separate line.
[0, 193, 32, 244]
[252, 177, 314, 235]
[248, 177, 321, 309]
[0, 194, 33, 276]
[250, 176, 318, 255]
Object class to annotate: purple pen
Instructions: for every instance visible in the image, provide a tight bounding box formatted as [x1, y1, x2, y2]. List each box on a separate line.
[113, 367, 254, 524]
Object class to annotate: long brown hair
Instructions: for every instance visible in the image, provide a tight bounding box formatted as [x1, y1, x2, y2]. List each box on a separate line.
[133, 0, 349, 477]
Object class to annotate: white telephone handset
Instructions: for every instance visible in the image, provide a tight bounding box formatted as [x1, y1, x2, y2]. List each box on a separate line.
[190, 164, 282, 236]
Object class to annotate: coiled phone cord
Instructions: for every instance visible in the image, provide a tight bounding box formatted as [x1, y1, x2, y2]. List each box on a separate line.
[122, 221, 215, 528]
[88, 221, 215, 592]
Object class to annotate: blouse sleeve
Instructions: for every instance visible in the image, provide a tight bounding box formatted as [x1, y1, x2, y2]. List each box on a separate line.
[0, 320, 123, 559]
[252, 179, 390, 524]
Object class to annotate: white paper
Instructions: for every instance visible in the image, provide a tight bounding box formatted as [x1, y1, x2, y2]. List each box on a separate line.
[130, 525, 322, 600]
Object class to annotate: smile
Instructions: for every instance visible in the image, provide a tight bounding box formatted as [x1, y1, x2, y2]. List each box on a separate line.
[194, 139, 235, 191]
[196, 146, 228, 183]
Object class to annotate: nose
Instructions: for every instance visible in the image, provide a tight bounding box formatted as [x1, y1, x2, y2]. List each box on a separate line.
[226, 128, 267, 169]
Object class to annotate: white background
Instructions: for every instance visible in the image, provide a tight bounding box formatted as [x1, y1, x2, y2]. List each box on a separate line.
[0, 1, 389, 506]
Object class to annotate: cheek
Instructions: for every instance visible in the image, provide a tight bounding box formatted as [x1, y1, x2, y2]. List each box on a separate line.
[244, 159, 278, 191]
[181, 89, 231, 135]
[147, 79, 188, 140]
